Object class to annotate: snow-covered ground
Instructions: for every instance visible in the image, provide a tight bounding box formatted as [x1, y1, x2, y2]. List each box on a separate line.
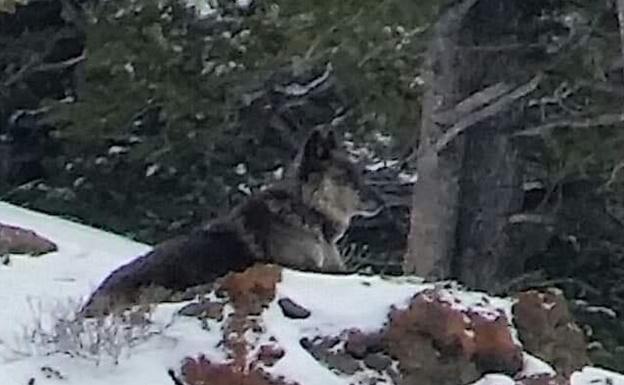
[0, 201, 623, 385]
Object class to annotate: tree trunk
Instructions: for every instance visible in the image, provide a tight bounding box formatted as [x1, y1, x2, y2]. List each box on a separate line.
[617, 0, 624, 77]
[403, 0, 478, 279]
[405, 0, 548, 290]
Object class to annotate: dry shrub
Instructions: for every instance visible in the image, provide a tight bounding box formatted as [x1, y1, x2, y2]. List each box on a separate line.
[17, 297, 158, 366]
[181, 355, 295, 385]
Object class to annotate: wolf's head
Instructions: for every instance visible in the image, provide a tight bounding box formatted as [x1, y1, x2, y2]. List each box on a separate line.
[295, 128, 384, 229]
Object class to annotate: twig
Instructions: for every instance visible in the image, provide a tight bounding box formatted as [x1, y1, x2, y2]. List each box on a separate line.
[605, 160, 624, 190]
[2, 28, 80, 88]
[32, 52, 86, 73]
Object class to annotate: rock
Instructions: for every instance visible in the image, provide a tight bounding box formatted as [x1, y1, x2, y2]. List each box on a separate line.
[300, 336, 363, 375]
[345, 329, 384, 359]
[256, 345, 285, 367]
[345, 329, 369, 359]
[181, 354, 294, 385]
[513, 288, 590, 376]
[178, 302, 205, 317]
[384, 289, 522, 385]
[278, 298, 311, 319]
[325, 352, 360, 375]
[363, 353, 392, 371]
[178, 300, 224, 320]
[0, 223, 57, 256]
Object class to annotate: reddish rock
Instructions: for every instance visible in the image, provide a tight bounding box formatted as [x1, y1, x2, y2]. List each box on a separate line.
[384, 289, 522, 385]
[471, 312, 523, 374]
[181, 355, 296, 385]
[513, 289, 590, 376]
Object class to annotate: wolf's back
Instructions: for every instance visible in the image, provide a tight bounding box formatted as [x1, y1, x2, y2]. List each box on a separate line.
[81, 224, 257, 316]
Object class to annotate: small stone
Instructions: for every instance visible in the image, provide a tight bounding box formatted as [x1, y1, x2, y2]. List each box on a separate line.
[177, 300, 223, 319]
[346, 330, 384, 358]
[326, 352, 360, 375]
[257, 345, 285, 366]
[178, 302, 205, 317]
[278, 297, 311, 319]
[346, 330, 369, 359]
[363, 353, 392, 371]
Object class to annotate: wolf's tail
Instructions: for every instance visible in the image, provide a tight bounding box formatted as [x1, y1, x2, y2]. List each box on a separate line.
[80, 226, 256, 316]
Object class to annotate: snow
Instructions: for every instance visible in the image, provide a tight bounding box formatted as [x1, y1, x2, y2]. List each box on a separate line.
[519, 353, 556, 377]
[183, 0, 216, 18]
[572, 367, 624, 385]
[236, 0, 253, 10]
[365, 159, 399, 171]
[1, 200, 623, 385]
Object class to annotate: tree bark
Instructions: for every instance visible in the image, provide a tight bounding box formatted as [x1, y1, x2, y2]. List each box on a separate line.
[403, 0, 478, 279]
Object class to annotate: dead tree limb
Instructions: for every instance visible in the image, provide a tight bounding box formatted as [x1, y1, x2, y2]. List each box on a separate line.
[433, 82, 512, 125]
[513, 112, 624, 137]
[435, 74, 542, 152]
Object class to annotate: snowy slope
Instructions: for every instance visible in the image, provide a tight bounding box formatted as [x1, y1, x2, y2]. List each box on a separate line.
[1, 201, 623, 385]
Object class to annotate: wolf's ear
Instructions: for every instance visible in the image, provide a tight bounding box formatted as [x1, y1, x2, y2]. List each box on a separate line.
[299, 128, 338, 179]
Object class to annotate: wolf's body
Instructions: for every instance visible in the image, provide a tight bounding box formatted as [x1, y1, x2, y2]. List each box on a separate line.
[81, 128, 383, 315]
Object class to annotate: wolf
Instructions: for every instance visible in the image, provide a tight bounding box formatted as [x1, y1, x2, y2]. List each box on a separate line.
[81, 128, 384, 315]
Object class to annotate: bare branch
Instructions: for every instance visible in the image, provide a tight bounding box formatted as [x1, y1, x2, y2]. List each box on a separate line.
[508, 213, 555, 225]
[513, 113, 624, 137]
[434, 74, 543, 152]
[32, 52, 86, 73]
[2, 54, 40, 87]
[433, 81, 512, 125]
[605, 160, 624, 190]
[2, 28, 80, 88]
